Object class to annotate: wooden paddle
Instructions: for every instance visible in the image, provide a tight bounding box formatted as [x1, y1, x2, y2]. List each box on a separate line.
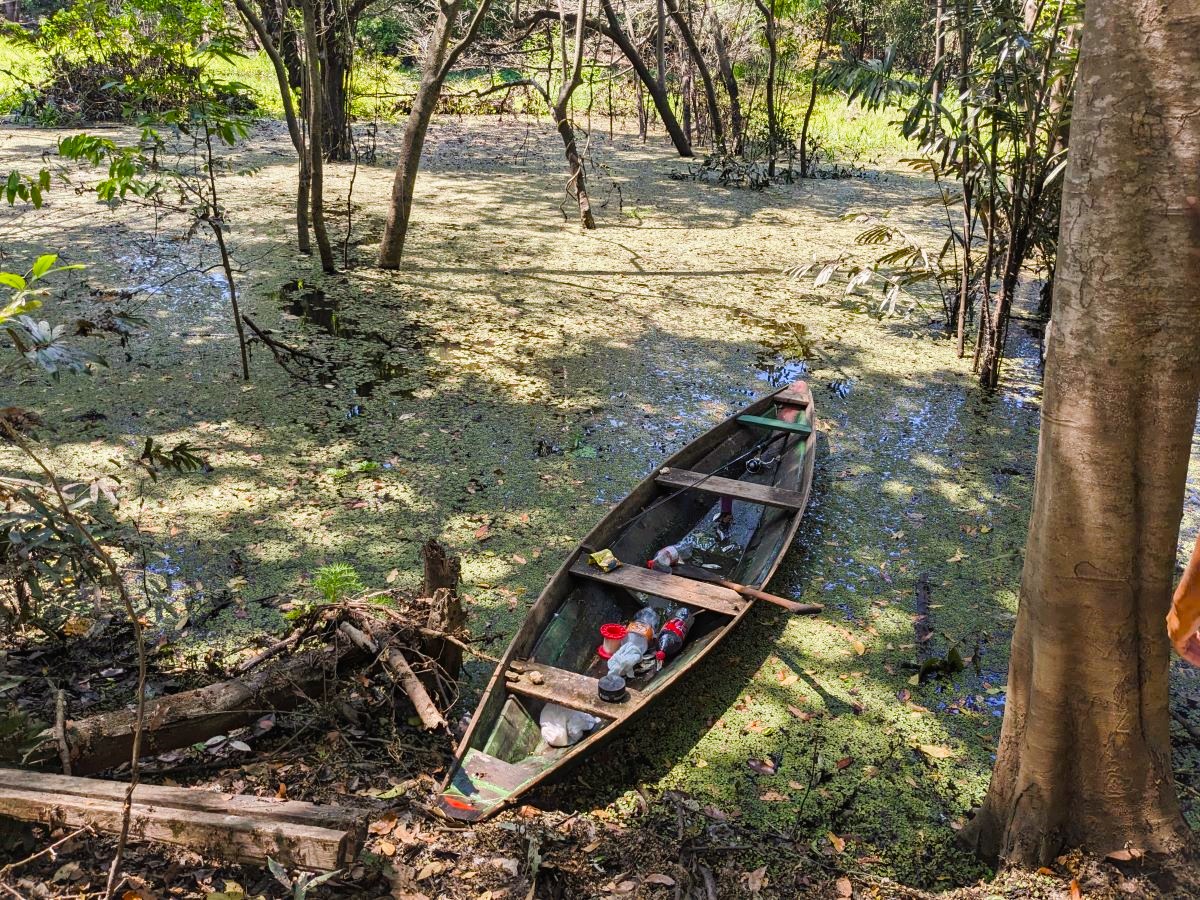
[674, 563, 822, 615]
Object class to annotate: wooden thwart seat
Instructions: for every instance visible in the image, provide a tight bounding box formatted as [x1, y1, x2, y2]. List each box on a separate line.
[737, 413, 812, 435]
[773, 387, 813, 407]
[655, 468, 808, 510]
[506, 660, 643, 719]
[570, 559, 745, 616]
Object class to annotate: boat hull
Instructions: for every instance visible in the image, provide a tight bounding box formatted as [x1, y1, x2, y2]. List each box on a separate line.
[439, 380, 818, 821]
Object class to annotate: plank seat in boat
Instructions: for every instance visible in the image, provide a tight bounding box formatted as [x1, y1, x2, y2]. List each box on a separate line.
[773, 387, 813, 407]
[569, 559, 745, 616]
[654, 468, 808, 510]
[737, 412, 812, 435]
[506, 660, 643, 719]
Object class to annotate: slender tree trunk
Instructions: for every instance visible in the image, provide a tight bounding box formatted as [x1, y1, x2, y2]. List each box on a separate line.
[711, 15, 743, 154]
[552, 0, 596, 229]
[301, 0, 335, 272]
[257, 0, 304, 89]
[377, 0, 494, 267]
[961, 0, 1200, 868]
[598, 0, 692, 156]
[930, 0, 944, 138]
[655, 0, 667, 94]
[233, 0, 311, 254]
[798, 5, 834, 177]
[376, 8, 455, 268]
[665, 0, 724, 151]
[754, 0, 778, 176]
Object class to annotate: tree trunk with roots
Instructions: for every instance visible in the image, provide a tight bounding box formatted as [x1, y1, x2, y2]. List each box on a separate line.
[961, 0, 1200, 869]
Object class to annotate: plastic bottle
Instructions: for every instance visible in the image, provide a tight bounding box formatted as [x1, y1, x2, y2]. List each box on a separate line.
[655, 608, 694, 664]
[648, 544, 692, 571]
[606, 607, 658, 677]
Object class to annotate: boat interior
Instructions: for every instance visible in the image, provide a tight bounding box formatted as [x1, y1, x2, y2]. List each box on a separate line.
[441, 390, 814, 819]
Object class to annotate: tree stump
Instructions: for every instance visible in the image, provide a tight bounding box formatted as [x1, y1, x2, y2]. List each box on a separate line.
[420, 540, 464, 699]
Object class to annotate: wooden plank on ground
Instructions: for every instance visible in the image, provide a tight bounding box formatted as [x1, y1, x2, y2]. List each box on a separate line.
[0, 778, 357, 870]
[655, 468, 808, 510]
[0, 768, 361, 831]
[737, 413, 812, 435]
[570, 561, 745, 616]
[506, 661, 642, 719]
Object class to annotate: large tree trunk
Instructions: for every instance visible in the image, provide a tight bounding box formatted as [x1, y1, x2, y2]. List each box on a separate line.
[665, 0, 724, 151]
[597, 0, 693, 156]
[961, 0, 1200, 868]
[320, 0, 354, 163]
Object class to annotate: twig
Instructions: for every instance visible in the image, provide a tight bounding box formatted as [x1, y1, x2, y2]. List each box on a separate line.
[241, 315, 326, 365]
[232, 622, 311, 675]
[0, 825, 91, 877]
[1172, 708, 1200, 741]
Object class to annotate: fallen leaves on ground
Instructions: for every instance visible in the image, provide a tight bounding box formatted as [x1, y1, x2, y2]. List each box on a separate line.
[827, 832, 846, 853]
[917, 743, 956, 760]
[742, 866, 768, 893]
[748, 758, 778, 776]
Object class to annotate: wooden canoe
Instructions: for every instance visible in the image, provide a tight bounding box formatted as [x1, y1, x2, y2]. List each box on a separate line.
[438, 379, 818, 821]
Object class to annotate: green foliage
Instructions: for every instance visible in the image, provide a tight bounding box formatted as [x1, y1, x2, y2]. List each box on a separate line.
[312, 563, 365, 604]
[3, 168, 51, 208]
[7, 0, 253, 124]
[267, 858, 342, 900]
[791, 211, 954, 317]
[137, 438, 209, 479]
[1, 254, 96, 376]
[356, 8, 415, 57]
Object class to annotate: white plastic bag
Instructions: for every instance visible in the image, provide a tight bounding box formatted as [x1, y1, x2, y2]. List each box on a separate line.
[539, 702, 600, 747]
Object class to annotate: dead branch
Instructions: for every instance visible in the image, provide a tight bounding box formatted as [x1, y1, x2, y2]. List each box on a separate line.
[338, 622, 447, 731]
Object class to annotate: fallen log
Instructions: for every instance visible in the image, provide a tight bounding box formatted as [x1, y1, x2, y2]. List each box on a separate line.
[337, 622, 447, 731]
[25, 639, 365, 776]
[0, 768, 361, 870]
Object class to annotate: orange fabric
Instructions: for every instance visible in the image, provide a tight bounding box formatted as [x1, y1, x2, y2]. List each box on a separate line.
[1167, 533, 1200, 666]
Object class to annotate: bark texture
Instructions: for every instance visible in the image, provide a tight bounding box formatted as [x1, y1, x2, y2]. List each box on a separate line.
[376, 9, 455, 268]
[963, 0, 1200, 867]
[665, 0, 724, 151]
